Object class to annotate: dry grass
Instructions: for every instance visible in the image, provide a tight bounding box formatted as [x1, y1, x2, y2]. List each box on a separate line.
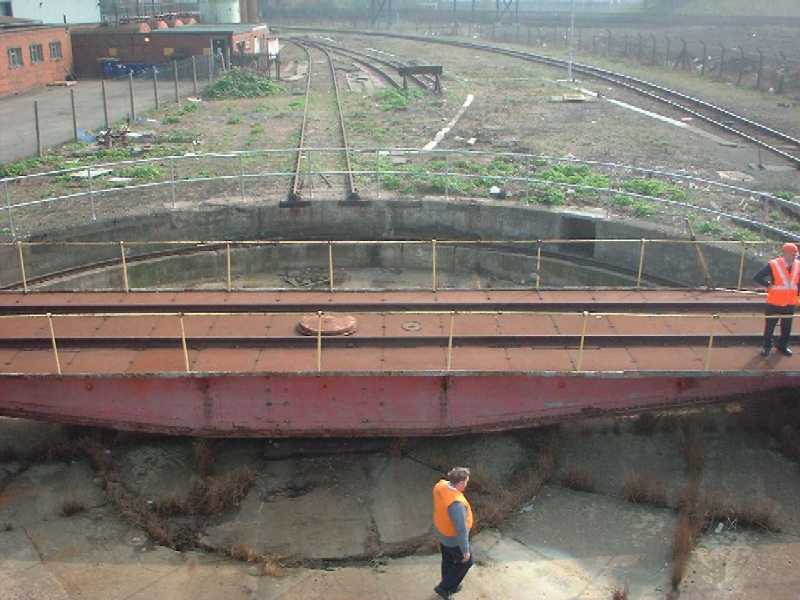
[611, 585, 629, 600]
[60, 499, 86, 517]
[193, 439, 215, 477]
[671, 512, 702, 590]
[230, 542, 259, 562]
[622, 471, 668, 507]
[678, 421, 705, 479]
[560, 465, 595, 493]
[198, 466, 256, 514]
[227, 542, 291, 577]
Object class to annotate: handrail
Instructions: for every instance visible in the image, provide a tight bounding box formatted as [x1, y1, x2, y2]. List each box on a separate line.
[0, 308, 783, 376]
[1, 237, 777, 294]
[2, 148, 796, 241]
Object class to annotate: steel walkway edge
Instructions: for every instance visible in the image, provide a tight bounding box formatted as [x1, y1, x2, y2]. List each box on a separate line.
[0, 371, 797, 437]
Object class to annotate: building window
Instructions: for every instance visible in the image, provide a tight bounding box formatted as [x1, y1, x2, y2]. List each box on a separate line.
[0, 2, 12, 17]
[7, 47, 22, 69]
[29, 44, 44, 64]
[49, 41, 63, 60]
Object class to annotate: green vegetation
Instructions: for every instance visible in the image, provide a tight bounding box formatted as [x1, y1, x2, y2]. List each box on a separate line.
[620, 178, 687, 202]
[375, 88, 423, 111]
[162, 115, 181, 125]
[179, 102, 199, 115]
[112, 164, 163, 180]
[536, 164, 609, 190]
[632, 200, 656, 218]
[227, 115, 242, 125]
[695, 220, 723, 236]
[204, 69, 285, 99]
[288, 97, 305, 110]
[775, 191, 796, 201]
[250, 123, 265, 135]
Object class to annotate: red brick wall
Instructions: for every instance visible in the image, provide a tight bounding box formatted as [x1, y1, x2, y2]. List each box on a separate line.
[0, 27, 73, 96]
[72, 30, 268, 77]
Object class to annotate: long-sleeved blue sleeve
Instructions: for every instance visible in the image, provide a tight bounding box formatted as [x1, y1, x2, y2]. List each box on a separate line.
[447, 502, 470, 555]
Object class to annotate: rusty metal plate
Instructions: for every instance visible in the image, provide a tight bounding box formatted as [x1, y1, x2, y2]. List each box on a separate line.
[297, 313, 357, 336]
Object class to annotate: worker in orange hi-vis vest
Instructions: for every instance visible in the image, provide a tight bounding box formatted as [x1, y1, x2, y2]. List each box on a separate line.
[432, 467, 474, 600]
[754, 242, 800, 357]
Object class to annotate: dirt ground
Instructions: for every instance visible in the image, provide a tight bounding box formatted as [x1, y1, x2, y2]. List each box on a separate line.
[2, 399, 800, 599]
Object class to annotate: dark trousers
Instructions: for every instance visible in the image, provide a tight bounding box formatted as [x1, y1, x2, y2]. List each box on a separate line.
[764, 304, 795, 350]
[438, 543, 473, 593]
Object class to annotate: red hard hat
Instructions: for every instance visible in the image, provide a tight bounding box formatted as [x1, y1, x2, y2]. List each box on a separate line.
[783, 243, 798, 255]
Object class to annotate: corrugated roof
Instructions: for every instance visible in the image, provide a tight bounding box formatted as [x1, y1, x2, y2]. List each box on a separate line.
[149, 23, 268, 34]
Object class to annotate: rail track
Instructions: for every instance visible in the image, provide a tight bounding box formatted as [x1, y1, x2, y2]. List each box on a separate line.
[287, 40, 359, 203]
[275, 27, 800, 167]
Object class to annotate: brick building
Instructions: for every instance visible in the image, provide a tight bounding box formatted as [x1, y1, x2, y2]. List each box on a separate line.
[71, 21, 269, 77]
[0, 18, 72, 96]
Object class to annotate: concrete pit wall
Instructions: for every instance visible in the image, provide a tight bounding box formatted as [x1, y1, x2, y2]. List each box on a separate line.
[0, 197, 770, 291]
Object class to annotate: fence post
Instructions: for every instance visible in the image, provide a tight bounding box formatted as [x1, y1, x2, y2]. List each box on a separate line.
[535, 240, 542, 289]
[446, 311, 456, 371]
[70, 88, 78, 142]
[191, 56, 199, 96]
[101, 79, 110, 130]
[755, 48, 764, 90]
[128, 71, 136, 121]
[636, 238, 647, 288]
[179, 313, 191, 372]
[16, 241, 27, 293]
[576, 310, 589, 371]
[4, 179, 16, 240]
[46, 313, 62, 375]
[718, 44, 727, 81]
[664, 35, 671, 68]
[226, 241, 232, 291]
[328, 241, 334, 292]
[700, 40, 707, 76]
[33, 100, 42, 157]
[431, 239, 438, 292]
[152, 66, 160, 109]
[737, 241, 747, 290]
[704, 314, 719, 371]
[208, 44, 214, 82]
[316, 311, 323, 372]
[120, 241, 130, 293]
[173, 60, 180, 103]
[736, 47, 746, 85]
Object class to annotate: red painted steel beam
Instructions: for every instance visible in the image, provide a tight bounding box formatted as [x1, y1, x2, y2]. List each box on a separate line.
[0, 372, 797, 437]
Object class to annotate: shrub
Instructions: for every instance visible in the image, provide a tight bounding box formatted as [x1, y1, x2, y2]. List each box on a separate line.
[113, 164, 162, 180]
[622, 471, 668, 507]
[535, 188, 566, 206]
[162, 115, 181, 125]
[60, 499, 86, 517]
[227, 115, 242, 125]
[204, 69, 285, 99]
[375, 88, 422, 111]
[561, 465, 594, 492]
[632, 200, 656, 218]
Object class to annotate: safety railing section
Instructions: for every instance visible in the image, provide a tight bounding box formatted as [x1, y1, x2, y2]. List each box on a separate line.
[0, 238, 781, 293]
[0, 309, 784, 376]
[1, 148, 796, 242]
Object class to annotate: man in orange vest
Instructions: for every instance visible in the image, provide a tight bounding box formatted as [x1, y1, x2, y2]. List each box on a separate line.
[432, 467, 474, 599]
[754, 242, 800, 356]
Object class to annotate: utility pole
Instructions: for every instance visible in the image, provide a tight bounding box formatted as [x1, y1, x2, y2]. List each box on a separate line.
[567, 0, 575, 81]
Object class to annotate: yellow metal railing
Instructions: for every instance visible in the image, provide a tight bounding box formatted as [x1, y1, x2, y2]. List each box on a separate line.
[0, 237, 779, 293]
[0, 309, 782, 376]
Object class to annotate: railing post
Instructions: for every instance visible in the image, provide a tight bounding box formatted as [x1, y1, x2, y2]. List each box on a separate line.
[328, 241, 334, 292]
[179, 312, 191, 372]
[16, 240, 27, 293]
[128, 71, 136, 121]
[33, 100, 42, 158]
[170, 157, 177, 208]
[70, 88, 79, 143]
[431, 239, 438, 292]
[226, 241, 232, 291]
[4, 179, 16, 240]
[375, 149, 381, 200]
[87, 166, 97, 221]
[316, 310, 323, 372]
[737, 241, 747, 290]
[46, 313, 61, 375]
[576, 310, 589, 371]
[446, 310, 456, 371]
[636, 238, 647, 288]
[535, 240, 542, 289]
[101, 79, 110, 130]
[120, 241, 130, 293]
[704, 314, 719, 371]
[239, 154, 245, 200]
